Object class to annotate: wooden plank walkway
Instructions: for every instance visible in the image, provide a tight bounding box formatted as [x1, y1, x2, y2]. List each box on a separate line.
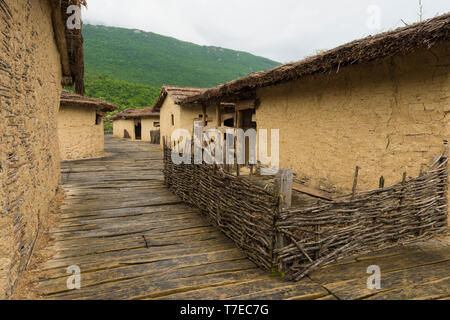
[31, 136, 450, 300]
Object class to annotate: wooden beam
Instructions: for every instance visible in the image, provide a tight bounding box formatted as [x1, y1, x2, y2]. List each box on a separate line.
[50, 2, 72, 83]
[292, 182, 333, 201]
[202, 104, 207, 127]
[235, 99, 256, 111]
[222, 113, 234, 122]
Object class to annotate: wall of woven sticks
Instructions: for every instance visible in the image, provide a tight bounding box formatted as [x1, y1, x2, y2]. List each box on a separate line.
[162, 140, 448, 280]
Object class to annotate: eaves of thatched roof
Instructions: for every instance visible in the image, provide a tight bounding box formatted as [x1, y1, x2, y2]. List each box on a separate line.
[60, 90, 118, 112]
[153, 86, 207, 110]
[49, 0, 87, 95]
[109, 107, 160, 121]
[182, 12, 450, 105]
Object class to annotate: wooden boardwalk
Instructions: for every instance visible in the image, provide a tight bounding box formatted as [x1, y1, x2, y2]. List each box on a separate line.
[32, 136, 450, 300]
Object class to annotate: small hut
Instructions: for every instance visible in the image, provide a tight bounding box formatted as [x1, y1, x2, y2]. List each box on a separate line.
[0, 0, 86, 298]
[111, 107, 160, 143]
[182, 13, 450, 209]
[58, 91, 118, 160]
[153, 86, 214, 147]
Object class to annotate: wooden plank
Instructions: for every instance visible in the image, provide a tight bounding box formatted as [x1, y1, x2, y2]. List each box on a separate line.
[310, 247, 450, 285]
[38, 257, 255, 296]
[323, 260, 450, 300]
[292, 182, 333, 201]
[48, 269, 268, 300]
[160, 277, 327, 300]
[365, 276, 450, 300]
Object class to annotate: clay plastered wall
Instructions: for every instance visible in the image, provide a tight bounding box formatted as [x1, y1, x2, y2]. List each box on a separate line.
[58, 106, 105, 161]
[113, 119, 136, 140]
[255, 42, 449, 197]
[159, 97, 181, 148]
[141, 117, 160, 142]
[180, 104, 216, 132]
[0, 0, 62, 298]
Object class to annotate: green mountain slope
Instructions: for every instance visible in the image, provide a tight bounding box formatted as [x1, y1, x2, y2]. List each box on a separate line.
[83, 24, 281, 88]
[82, 73, 160, 111]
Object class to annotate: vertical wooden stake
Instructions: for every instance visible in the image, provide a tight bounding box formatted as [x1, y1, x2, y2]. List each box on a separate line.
[379, 176, 385, 189]
[202, 103, 207, 127]
[216, 102, 222, 127]
[351, 166, 360, 199]
[275, 169, 294, 210]
[443, 139, 449, 156]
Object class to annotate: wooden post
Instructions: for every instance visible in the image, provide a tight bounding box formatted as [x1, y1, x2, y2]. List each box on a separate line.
[443, 139, 449, 157]
[351, 166, 360, 199]
[216, 103, 222, 127]
[379, 176, 385, 189]
[275, 169, 294, 210]
[274, 169, 293, 272]
[402, 172, 407, 185]
[202, 103, 207, 127]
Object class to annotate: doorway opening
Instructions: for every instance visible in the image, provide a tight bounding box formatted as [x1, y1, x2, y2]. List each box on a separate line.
[135, 121, 142, 140]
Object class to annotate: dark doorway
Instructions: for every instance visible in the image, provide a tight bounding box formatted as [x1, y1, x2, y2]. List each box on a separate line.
[224, 118, 234, 128]
[135, 122, 142, 140]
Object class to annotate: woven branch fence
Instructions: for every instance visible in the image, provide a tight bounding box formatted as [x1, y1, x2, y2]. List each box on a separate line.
[163, 140, 448, 280]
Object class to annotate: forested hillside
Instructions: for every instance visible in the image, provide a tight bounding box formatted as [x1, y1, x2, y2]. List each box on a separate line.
[83, 24, 281, 88]
[82, 73, 160, 111]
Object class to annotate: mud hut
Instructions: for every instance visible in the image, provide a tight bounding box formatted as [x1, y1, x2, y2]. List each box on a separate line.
[0, 0, 86, 298]
[153, 86, 222, 147]
[58, 91, 117, 160]
[182, 13, 450, 210]
[111, 107, 160, 143]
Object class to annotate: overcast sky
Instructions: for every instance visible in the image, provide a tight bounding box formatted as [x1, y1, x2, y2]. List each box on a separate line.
[83, 0, 449, 63]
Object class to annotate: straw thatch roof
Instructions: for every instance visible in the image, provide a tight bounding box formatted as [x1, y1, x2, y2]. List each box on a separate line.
[182, 13, 450, 105]
[153, 86, 207, 110]
[60, 90, 118, 112]
[49, 0, 87, 94]
[109, 107, 160, 121]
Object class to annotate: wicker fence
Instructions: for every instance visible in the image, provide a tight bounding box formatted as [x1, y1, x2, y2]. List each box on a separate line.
[163, 140, 448, 279]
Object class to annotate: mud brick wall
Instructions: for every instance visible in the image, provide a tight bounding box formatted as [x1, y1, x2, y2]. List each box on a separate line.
[0, 0, 62, 298]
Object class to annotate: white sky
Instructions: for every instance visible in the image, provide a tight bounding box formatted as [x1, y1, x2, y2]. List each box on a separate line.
[83, 0, 450, 63]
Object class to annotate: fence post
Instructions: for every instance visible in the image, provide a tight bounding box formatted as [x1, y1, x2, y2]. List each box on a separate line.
[274, 169, 293, 273]
[275, 169, 294, 210]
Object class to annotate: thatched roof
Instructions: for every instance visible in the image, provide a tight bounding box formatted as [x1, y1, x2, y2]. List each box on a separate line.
[109, 107, 160, 121]
[60, 90, 118, 112]
[153, 86, 207, 110]
[49, 0, 87, 95]
[182, 13, 450, 105]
